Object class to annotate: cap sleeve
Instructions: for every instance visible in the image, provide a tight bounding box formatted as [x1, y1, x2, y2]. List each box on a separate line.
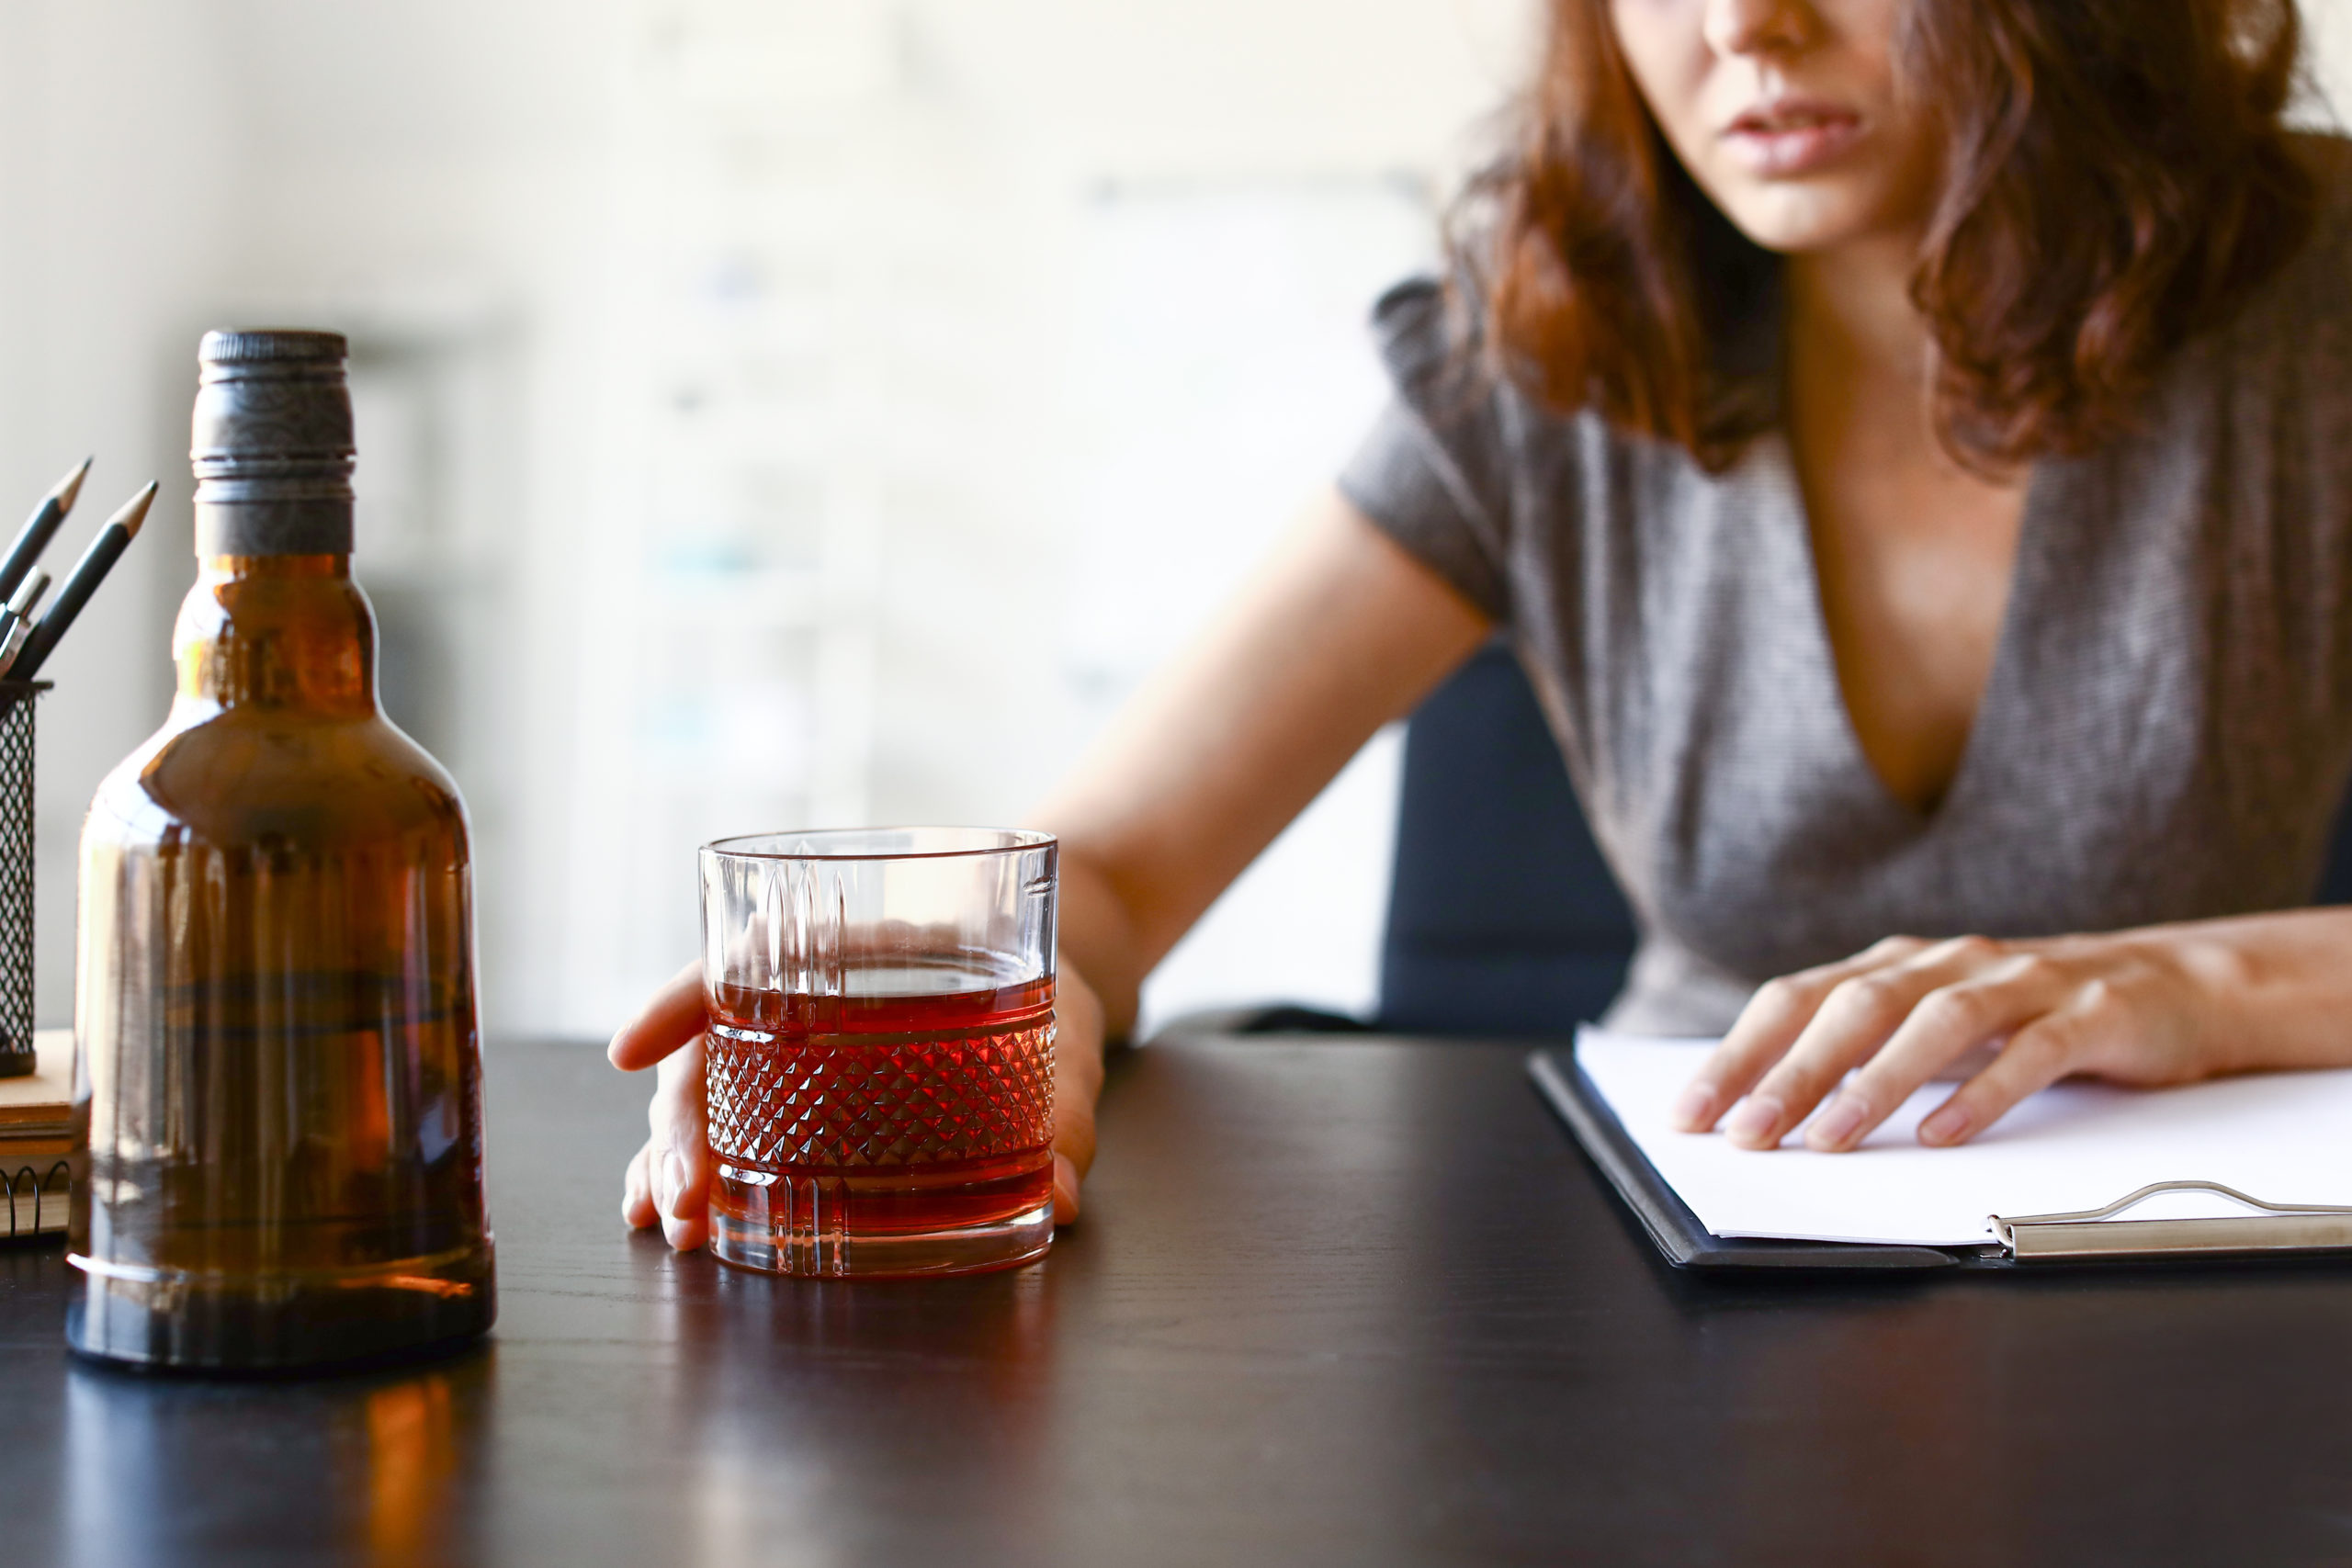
[1336, 276, 1516, 623]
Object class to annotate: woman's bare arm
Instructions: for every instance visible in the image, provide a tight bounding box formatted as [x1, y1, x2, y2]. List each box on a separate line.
[1039, 488, 1496, 1041]
[615, 488, 1493, 1245]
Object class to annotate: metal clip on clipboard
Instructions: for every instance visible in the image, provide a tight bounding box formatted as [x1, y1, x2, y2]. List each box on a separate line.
[1992, 1180, 2352, 1262]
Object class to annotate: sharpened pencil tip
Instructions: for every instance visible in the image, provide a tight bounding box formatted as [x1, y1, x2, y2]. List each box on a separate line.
[54, 457, 92, 514]
[110, 481, 159, 539]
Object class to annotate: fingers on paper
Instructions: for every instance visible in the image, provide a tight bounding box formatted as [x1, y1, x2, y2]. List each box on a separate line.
[1672, 935, 1930, 1137]
[1726, 936, 2024, 1150]
[1917, 1006, 2103, 1149]
[1803, 951, 2076, 1151]
[607, 957, 708, 1071]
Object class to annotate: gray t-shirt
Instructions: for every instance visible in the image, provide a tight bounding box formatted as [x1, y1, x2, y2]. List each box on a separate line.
[1338, 134, 2352, 1035]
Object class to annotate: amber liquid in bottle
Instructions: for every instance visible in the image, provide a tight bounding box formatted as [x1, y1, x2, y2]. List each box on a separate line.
[67, 333, 493, 1369]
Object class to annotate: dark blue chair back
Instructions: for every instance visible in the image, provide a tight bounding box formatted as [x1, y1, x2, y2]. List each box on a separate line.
[1376, 640, 2352, 1036]
[1378, 642, 1636, 1033]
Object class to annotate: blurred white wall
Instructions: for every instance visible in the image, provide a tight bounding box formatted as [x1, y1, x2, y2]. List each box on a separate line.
[559, 0, 1533, 1035]
[2, 2, 2346, 1040]
[2317, 6, 2352, 121]
[0, 0, 1531, 1037]
[0, 0, 627, 1033]
[0, 2, 238, 1030]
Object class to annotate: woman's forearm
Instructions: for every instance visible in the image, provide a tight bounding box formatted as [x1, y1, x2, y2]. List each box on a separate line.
[1028, 491, 1492, 1044]
[2160, 904, 2352, 1075]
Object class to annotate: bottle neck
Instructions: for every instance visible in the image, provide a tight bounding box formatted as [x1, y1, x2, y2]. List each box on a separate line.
[174, 554, 379, 716]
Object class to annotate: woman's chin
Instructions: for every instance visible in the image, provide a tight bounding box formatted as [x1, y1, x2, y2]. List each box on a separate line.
[1707, 180, 1917, 258]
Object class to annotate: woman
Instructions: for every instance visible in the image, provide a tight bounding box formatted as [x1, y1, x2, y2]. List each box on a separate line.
[618, 0, 2352, 1249]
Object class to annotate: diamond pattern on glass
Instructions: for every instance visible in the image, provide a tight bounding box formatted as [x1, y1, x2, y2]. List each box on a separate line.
[707, 1022, 1056, 1168]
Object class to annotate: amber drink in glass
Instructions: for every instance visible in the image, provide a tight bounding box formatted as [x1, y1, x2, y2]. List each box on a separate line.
[701, 829, 1057, 1278]
[66, 331, 494, 1369]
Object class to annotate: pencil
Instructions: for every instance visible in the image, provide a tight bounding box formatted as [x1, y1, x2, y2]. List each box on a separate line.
[11, 481, 156, 682]
[0, 458, 91, 604]
[0, 570, 52, 680]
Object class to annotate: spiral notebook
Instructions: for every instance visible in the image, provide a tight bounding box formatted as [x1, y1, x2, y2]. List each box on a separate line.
[0, 1029, 74, 1240]
[1532, 1029, 2352, 1269]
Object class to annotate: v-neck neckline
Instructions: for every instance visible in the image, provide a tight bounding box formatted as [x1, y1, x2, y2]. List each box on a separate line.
[1768, 433, 2053, 834]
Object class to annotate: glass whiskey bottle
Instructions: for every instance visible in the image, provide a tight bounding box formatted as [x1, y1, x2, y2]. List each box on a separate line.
[66, 331, 494, 1369]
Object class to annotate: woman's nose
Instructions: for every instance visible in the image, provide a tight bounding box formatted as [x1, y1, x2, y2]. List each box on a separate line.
[1701, 0, 1816, 58]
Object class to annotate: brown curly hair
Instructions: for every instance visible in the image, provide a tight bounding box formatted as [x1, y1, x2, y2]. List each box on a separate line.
[1455, 0, 2317, 472]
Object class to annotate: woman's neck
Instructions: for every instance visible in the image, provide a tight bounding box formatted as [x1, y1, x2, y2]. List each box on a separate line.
[1783, 233, 1934, 402]
[1779, 229, 2033, 816]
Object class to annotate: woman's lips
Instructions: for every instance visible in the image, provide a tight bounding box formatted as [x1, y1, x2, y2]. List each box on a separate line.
[1720, 103, 1865, 176]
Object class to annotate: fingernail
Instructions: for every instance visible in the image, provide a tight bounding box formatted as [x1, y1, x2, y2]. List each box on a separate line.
[1919, 1101, 1972, 1145]
[662, 1151, 689, 1217]
[1805, 1094, 1867, 1151]
[1724, 1093, 1785, 1146]
[1670, 1081, 1719, 1130]
[1051, 1154, 1079, 1224]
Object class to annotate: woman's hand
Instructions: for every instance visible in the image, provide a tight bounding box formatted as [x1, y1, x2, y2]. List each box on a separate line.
[612, 958, 1109, 1250]
[611, 960, 715, 1250]
[1669, 930, 2256, 1153]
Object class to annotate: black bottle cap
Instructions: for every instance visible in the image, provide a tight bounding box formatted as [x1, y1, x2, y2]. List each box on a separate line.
[198, 329, 348, 366]
[190, 329, 356, 557]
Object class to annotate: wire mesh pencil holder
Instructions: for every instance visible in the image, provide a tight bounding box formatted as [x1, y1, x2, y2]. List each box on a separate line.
[0, 682, 46, 1079]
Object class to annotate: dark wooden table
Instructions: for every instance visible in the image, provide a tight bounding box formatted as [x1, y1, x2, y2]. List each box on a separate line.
[3, 1035, 2350, 1566]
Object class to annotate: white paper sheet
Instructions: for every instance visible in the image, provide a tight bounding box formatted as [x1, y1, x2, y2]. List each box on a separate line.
[1575, 1029, 2352, 1247]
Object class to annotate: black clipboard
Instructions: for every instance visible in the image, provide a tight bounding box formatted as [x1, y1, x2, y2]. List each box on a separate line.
[1528, 1047, 2352, 1272]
